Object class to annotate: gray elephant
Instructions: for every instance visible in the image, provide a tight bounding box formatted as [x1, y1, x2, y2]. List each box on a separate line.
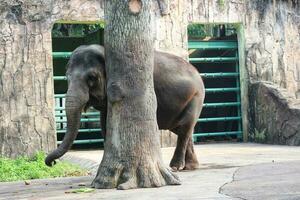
[46, 45, 205, 171]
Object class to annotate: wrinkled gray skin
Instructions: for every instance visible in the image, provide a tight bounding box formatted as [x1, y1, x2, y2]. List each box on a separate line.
[45, 45, 205, 171]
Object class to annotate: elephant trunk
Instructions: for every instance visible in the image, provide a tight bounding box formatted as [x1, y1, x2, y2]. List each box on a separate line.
[45, 88, 88, 166]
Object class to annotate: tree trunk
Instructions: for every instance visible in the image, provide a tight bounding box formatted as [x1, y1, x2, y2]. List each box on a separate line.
[92, 0, 180, 189]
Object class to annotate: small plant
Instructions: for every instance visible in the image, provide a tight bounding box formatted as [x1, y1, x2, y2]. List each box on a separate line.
[254, 128, 267, 143]
[188, 24, 207, 39]
[0, 152, 88, 182]
[52, 22, 105, 37]
[218, 0, 225, 11]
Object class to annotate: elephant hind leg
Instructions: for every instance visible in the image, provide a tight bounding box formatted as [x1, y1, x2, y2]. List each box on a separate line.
[184, 137, 199, 170]
[170, 126, 199, 171]
[169, 125, 190, 171]
[170, 95, 202, 171]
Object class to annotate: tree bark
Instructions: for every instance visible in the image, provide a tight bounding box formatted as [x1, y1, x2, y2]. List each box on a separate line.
[92, 0, 180, 189]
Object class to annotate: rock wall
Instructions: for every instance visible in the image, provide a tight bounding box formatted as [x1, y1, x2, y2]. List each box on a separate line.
[245, 1, 300, 97]
[0, 0, 104, 158]
[185, 0, 300, 144]
[249, 81, 300, 145]
[244, 1, 300, 144]
[155, 0, 188, 58]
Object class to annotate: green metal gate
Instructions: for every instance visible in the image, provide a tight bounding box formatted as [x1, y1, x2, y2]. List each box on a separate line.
[188, 40, 243, 141]
[52, 25, 104, 145]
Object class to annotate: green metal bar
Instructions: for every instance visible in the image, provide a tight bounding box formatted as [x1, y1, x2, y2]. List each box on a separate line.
[57, 128, 102, 134]
[197, 116, 241, 122]
[52, 52, 72, 59]
[55, 112, 100, 117]
[203, 102, 241, 108]
[200, 72, 239, 78]
[193, 131, 242, 137]
[235, 51, 243, 140]
[81, 112, 100, 116]
[55, 113, 65, 117]
[55, 108, 66, 111]
[189, 57, 238, 63]
[55, 107, 69, 111]
[57, 139, 104, 145]
[54, 94, 66, 98]
[54, 76, 67, 81]
[205, 88, 240, 93]
[56, 118, 100, 123]
[188, 40, 243, 142]
[188, 41, 238, 50]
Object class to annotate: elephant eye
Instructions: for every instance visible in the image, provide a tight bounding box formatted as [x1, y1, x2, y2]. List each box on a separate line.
[87, 73, 98, 88]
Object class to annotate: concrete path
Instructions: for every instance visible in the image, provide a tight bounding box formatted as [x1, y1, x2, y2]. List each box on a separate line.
[1, 143, 300, 199]
[221, 161, 300, 199]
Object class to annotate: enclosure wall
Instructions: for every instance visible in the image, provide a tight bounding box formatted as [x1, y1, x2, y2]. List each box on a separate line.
[0, 0, 104, 157]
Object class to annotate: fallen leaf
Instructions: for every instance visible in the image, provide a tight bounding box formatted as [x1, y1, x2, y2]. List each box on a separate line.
[70, 188, 95, 194]
[24, 180, 30, 185]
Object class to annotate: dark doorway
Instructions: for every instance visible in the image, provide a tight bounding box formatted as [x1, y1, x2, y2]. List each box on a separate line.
[52, 22, 105, 147]
[188, 24, 243, 142]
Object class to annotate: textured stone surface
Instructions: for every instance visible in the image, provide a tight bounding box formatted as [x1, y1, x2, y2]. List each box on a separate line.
[245, 1, 300, 144]
[249, 81, 300, 145]
[245, 1, 300, 96]
[0, 0, 104, 158]
[0, 1, 56, 158]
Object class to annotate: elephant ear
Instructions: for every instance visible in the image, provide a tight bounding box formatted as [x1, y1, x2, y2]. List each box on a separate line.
[88, 45, 106, 98]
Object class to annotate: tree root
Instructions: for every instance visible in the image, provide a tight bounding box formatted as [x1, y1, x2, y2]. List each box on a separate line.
[92, 161, 180, 189]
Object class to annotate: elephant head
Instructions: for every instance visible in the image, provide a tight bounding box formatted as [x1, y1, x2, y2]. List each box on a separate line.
[45, 45, 106, 166]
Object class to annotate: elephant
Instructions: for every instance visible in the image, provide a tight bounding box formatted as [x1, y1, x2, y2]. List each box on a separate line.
[45, 44, 205, 171]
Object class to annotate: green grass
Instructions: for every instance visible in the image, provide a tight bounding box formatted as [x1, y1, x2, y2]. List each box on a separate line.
[0, 152, 88, 182]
